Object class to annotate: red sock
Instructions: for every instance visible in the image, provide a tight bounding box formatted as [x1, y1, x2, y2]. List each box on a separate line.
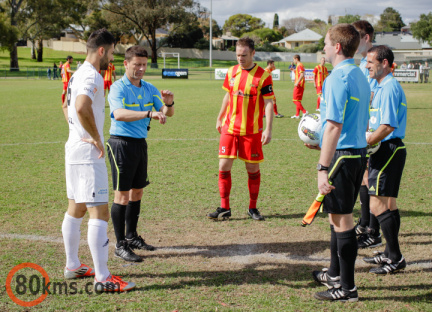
[248, 170, 260, 209]
[317, 96, 320, 109]
[218, 171, 231, 209]
[294, 101, 305, 115]
[61, 93, 66, 104]
[273, 103, 278, 115]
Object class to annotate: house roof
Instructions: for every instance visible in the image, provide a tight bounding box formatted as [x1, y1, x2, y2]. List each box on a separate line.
[280, 29, 322, 42]
[374, 32, 431, 50]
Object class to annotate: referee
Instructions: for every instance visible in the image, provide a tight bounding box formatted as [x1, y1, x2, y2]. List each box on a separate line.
[107, 46, 174, 262]
[306, 24, 370, 302]
[363, 45, 407, 274]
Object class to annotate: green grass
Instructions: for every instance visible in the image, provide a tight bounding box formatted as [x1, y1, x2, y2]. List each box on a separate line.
[0, 76, 431, 311]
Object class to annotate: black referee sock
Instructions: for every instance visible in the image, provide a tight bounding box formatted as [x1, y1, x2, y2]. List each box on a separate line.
[336, 228, 357, 290]
[359, 185, 370, 227]
[377, 209, 402, 263]
[111, 203, 127, 246]
[125, 200, 141, 239]
[369, 213, 381, 235]
[327, 225, 340, 277]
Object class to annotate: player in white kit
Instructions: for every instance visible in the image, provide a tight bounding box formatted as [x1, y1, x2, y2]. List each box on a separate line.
[61, 28, 135, 292]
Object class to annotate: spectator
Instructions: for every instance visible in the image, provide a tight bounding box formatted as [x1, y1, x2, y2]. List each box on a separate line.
[424, 61, 430, 83]
[47, 67, 52, 80]
[53, 63, 58, 80]
[419, 63, 424, 83]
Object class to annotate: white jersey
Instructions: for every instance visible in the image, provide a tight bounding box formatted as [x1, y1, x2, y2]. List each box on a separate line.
[65, 61, 105, 164]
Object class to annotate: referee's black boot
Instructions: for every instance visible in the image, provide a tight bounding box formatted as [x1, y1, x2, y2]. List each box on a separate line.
[115, 240, 143, 262]
[126, 233, 156, 251]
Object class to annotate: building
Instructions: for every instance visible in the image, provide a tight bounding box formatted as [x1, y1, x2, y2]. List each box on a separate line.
[272, 28, 322, 49]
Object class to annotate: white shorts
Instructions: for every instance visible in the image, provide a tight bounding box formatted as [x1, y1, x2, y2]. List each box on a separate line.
[66, 163, 109, 204]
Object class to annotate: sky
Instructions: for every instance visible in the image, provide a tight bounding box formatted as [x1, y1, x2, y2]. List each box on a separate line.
[197, 0, 430, 29]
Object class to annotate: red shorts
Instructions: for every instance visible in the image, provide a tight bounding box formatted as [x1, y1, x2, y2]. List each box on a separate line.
[219, 132, 264, 163]
[104, 80, 112, 90]
[63, 82, 68, 91]
[293, 86, 304, 101]
[315, 86, 323, 95]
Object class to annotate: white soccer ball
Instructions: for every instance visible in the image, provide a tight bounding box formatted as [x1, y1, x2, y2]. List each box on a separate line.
[298, 113, 321, 145]
[366, 128, 381, 155]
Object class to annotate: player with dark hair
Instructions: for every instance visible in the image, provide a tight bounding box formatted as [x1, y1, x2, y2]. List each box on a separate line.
[352, 20, 382, 249]
[106, 45, 175, 262]
[291, 54, 308, 118]
[61, 55, 74, 105]
[363, 45, 407, 274]
[306, 24, 369, 302]
[207, 37, 274, 221]
[265, 59, 284, 118]
[312, 57, 328, 111]
[61, 28, 135, 292]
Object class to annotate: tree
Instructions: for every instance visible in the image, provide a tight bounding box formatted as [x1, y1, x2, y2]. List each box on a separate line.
[338, 14, 361, 24]
[166, 22, 203, 48]
[242, 28, 282, 44]
[0, 11, 18, 52]
[273, 13, 279, 29]
[377, 7, 405, 32]
[282, 17, 315, 34]
[103, 0, 197, 64]
[222, 14, 264, 37]
[411, 12, 432, 45]
[3, 0, 25, 69]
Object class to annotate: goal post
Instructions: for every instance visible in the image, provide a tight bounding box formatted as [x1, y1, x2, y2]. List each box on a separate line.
[161, 52, 180, 69]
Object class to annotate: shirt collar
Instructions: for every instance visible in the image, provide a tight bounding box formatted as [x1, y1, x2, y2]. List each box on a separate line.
[334, 58, 355, 71]
[378, 72, 394, 87]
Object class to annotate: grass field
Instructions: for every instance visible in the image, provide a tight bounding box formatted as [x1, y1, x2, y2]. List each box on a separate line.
[0, 76, 431, 311]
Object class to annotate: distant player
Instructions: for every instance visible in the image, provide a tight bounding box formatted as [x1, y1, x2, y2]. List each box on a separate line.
[353, 20, 381, 249]
[61, 56, 74, 105]
[312, 57, 328, 111]
[208, 37, 274, 221]
[363, 45, 407, 275]
[102, 62, 116, 96]
[307, 24, 369, 302]
[264, 60, 284, 118]
[291, 54, 308, 119]
[61, 28, 135, 292]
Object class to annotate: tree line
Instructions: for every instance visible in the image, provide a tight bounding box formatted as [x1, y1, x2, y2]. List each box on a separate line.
[0, 1, 431, 70]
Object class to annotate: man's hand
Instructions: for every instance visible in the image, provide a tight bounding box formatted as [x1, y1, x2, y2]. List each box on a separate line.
[81, 138, 104, 159]
[161, 90, 174, 105]
[261, 129, 272, 145]
[216, 119, 222, 134]
[304, 143, 320, 150]
[151, 111, 167, 124]
[318, 170, 335, 195]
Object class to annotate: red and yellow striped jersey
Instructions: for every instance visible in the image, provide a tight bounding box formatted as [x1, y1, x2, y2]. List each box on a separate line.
[295, 62, 305, 88]
[62, 61, 72, 83]
[222, 64, 274, 136]
[313, 65, 328, 87]
[104, 63, 116, 82]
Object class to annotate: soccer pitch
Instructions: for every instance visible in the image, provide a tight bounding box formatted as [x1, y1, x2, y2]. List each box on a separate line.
[0, 78, 431, 311]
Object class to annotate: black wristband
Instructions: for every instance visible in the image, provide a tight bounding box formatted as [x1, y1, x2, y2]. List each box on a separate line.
[165, 101, 174, 107]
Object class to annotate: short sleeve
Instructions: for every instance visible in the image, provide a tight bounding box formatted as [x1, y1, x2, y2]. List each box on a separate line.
[261, 75, 274, 98]
[222, 70, 230, 92]
[108, 82, 125, 117]
[76, 75, 98, 102]
[150, 85, 164, 112]
[324, 76, 347, 124]
[379, 86, 399, 128]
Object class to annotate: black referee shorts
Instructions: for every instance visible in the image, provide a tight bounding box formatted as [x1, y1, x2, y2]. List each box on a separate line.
[106, 136, 150, 192]
[322, 148, 368, 215]
[368, 138, 406, 198]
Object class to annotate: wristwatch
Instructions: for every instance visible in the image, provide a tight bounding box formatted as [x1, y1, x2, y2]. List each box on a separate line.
[316, 164, 329, 171]
[165, 101, 174, 107]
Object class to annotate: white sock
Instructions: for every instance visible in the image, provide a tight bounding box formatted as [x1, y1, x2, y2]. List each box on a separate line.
[62, 212, 83, 270]
[88, 219, 110, 281]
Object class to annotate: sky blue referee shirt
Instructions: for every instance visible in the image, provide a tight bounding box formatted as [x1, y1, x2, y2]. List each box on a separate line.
[369, 72, 407, 142]
[320, 58, 370, 149]
[108, 74, 164, 138]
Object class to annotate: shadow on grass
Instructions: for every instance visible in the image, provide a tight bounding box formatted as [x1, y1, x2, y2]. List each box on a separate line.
[130, 262, 323, 291]
[142, 240, 329, 261]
